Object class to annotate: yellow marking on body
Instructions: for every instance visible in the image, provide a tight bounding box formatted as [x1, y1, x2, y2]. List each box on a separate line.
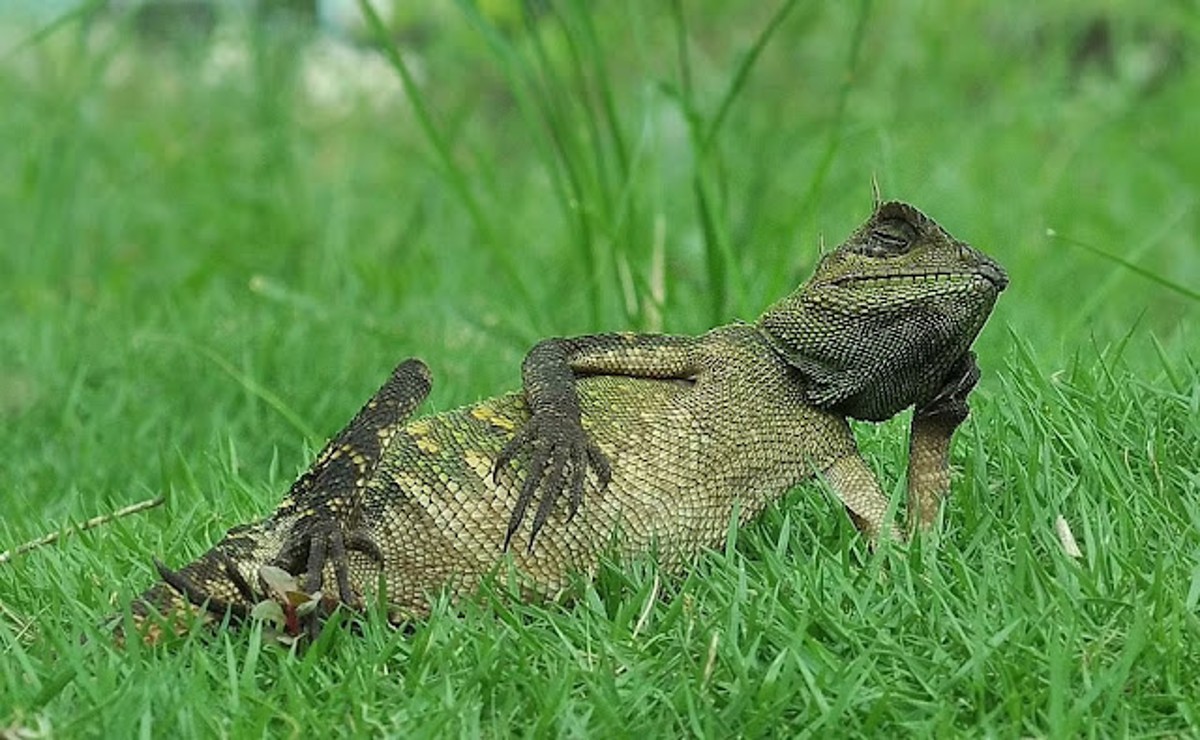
[470, 405, 496, 422]
[471, 404, 516, 431]
[489, 415, 516, 431]
[464, 449, 493, 480]
[416, 436, 441, 454]
[391, 470, 421, 494]
[407, 419, 432, 436]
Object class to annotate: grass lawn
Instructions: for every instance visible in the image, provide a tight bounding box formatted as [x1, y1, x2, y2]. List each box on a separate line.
[2, 1, 1198, 736]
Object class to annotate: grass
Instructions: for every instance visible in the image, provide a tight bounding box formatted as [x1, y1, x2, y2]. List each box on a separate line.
[2, 0, 1198, 736]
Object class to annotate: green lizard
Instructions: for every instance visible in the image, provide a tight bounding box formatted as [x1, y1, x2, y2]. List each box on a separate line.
[129, 200, 1007, 641]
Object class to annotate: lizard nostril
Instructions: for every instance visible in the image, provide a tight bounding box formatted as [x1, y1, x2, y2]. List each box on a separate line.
[979, 259, 1009, 291]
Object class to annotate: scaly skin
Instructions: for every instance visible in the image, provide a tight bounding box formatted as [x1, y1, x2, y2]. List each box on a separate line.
[130, 201, 1007, 640]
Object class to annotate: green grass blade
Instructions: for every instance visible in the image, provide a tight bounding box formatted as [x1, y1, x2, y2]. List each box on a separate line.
[701, 0, 801, 154]
[1050, 229, 1200, 303]
[356, 0, 538, 317]
[797, 0, 873, 216]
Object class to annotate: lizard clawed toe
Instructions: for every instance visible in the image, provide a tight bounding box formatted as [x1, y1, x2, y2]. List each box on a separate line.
[153, 554, 252, 621]
[296, 520, 383, 607]
[493, 412, 611, 553]
[917, 351, 981, 423]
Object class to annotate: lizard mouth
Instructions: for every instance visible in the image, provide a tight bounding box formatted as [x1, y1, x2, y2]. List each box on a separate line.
[829, 268, 1005, 291]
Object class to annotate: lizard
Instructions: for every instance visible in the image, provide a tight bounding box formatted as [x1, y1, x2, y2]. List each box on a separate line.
[126, 200, 1008, 642]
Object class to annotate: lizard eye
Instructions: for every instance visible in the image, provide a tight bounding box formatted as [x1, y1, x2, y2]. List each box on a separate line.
[867, 218, 917, 255]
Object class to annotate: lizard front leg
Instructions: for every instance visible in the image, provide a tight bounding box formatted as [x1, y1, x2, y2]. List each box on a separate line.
[906, 352, 980, 534]
[493, 333, 702, 551]
[823, 452, 895, 544]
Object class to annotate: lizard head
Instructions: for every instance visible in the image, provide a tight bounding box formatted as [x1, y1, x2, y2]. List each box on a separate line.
[760, 200, 1007, 420]
[805, 200, 1007, 298]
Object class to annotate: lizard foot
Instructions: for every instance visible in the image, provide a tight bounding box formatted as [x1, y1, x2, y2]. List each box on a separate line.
[917, 351, 980, 424]
[492, 410, 612, 553]
[147, 520, 383, 641]
[296, 519, 384, 606]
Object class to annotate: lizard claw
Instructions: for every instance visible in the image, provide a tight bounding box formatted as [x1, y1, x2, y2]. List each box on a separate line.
[917, 351, 980, 423]
[150, 552, 256, 621]
[493, 409, 611, 552]
[299, 521, 384, 606]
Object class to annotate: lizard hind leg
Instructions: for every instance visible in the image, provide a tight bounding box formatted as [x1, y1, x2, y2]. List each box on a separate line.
[277, 359, 432, 608]
[152, 553, 257, 620]
[297, 358, 434, 495]
[121, 549, 263, 644]
[126, 360, 432, 643]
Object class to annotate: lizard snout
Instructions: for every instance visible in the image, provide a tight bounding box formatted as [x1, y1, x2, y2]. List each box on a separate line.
[974, 256, 1008, 292]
